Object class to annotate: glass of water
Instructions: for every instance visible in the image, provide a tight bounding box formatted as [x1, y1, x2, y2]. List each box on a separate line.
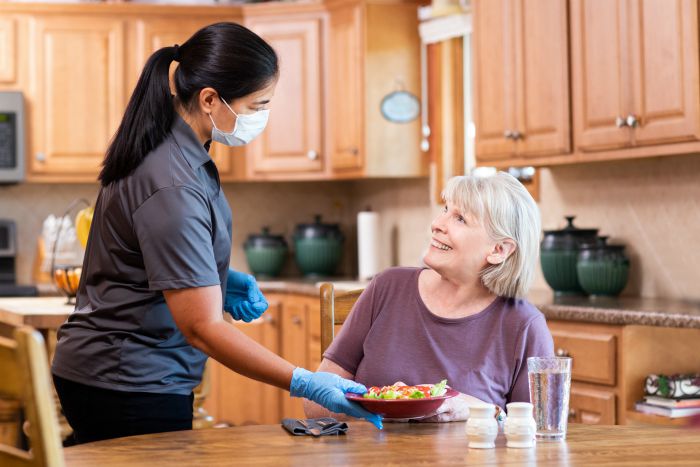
[527, 356, 572, 441]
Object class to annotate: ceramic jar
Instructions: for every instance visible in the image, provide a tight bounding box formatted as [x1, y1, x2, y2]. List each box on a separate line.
[577, 237, 630, 296]
[466, 404, 499, 449]
[540, 216, 598, 295]
[243, 227, 288, 278]
[504, 402, 536, 448]
[293, 215, 344, 277]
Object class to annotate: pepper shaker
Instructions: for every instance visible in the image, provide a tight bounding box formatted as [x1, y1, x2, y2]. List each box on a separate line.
[504, 402, 536, 448]
[466, 404, 499, 449]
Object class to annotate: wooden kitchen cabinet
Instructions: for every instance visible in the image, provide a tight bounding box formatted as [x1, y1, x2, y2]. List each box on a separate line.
[25, 15, 127, 182]
[244, 13, 325, 178]
[472, 0, 570, 163]
[204, 293, 321, 425]
[326, 0, 427, 178]
[547, 320, 700, 426]
[571, 0, 700, 152]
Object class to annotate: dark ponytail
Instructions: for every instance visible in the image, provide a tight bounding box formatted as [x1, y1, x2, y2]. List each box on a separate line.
[99, 22, 278, 186]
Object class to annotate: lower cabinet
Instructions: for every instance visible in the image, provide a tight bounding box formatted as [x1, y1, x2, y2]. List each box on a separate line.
[204, 293, 320, 426]
[548, 319, 700, 426]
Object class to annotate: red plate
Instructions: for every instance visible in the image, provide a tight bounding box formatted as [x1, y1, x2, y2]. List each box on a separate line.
[345, 388, 459, 419]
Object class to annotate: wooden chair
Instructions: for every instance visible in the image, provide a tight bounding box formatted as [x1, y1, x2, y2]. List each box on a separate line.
[0, 326, 64, 467]
[319, 283, 364, 357]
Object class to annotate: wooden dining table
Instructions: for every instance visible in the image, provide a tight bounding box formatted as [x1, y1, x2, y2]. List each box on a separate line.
[63, 421, 700, 466]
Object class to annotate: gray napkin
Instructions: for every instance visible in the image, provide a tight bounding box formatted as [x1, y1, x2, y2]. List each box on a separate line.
[281, 417, 348, 436]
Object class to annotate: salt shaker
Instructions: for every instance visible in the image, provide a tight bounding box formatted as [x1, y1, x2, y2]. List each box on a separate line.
[466, 404, 499, 449]
[504, 402, 536, 448]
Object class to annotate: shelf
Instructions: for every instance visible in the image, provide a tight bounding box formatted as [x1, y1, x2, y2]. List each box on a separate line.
[625, 410, 692, 427]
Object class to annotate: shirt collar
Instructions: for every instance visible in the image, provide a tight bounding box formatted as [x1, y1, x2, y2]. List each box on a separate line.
[171, 113, 212, 169]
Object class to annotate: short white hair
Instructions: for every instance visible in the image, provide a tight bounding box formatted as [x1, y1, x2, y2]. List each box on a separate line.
[441, 172, 541, 298]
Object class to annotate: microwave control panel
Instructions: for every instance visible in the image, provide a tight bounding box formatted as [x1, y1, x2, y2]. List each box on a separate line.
[0, 91, 24, 183]
[0, 112, 16, 169]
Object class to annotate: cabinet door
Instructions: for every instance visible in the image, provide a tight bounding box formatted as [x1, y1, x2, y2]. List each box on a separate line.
[514, 0, 570, 157]
[473, 0, 516, 161]
[280, 297, 308, 420]
[245, 16, 323, 175]
[569, 384, 616, 425]
[27, 16, 126, 180]
[214, 305, 282, 426]
[628, 0, 700, 145]
[328, 4, 364, 172]
[0, 18, 17, 85]
[571, 0, 631, 151]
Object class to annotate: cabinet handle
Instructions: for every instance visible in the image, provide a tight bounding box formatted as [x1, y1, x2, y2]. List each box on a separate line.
[615, 116, 627, 128]
[511, 131, 523, 140]
[35, 152, 46, 162]
[568, 408, 577, 422]
[626, 114, 639, 128]
[291, 316, 303, 326]
[504, 130, 514, 140]
[556, 348, 570, 358]
[307, 150, 319, 161]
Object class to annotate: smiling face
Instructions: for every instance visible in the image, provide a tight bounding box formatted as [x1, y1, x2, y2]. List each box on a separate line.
[424, 203, 498, 283]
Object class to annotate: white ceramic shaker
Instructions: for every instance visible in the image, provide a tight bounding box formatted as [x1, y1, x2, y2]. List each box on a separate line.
[504, 402, 536, 448]
[466, 404, 499, 449]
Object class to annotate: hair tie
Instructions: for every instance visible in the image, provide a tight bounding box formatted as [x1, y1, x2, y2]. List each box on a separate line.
[173, 44, 180, 62]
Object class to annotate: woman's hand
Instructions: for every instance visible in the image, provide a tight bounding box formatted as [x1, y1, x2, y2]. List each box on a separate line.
[224, 268, 268, 322]
[290, 368, 383, 429]
[420, 392, 491, 423]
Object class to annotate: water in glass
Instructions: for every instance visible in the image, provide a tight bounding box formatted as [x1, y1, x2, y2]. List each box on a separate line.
[527, 357, 571, 440]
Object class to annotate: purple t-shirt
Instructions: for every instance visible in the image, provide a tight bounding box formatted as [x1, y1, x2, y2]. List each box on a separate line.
[324, 267, 554, 408]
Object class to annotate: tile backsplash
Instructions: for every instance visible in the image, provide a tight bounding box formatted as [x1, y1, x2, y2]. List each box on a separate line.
[2, 153, 699, 301]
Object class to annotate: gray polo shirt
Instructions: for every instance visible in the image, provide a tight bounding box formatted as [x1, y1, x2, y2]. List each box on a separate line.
[52, 115, 232, 395]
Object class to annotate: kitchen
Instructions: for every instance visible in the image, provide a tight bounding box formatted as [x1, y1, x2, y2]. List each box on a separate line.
[1, 0, 700, 465]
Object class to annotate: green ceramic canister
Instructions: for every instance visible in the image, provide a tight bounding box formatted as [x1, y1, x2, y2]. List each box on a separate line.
[293, 215, 344, 277]
[540, 216, 598, 295]
[243, 227, 288, 278]
[577, 238, 630, 296]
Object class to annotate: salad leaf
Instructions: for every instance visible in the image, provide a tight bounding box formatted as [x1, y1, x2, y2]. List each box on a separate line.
[409, 390, 426, 399]
[380, 390, 399, 400]
[430, 379, 448, 397]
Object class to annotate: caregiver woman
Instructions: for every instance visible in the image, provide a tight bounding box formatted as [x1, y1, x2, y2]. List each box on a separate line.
[51, 22, 381, 445]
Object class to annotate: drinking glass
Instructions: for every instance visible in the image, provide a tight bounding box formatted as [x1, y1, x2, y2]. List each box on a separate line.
[527, 356, 572, 440]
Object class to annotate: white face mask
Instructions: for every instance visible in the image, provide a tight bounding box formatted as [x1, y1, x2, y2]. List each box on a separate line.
[209, 98, 269, 146]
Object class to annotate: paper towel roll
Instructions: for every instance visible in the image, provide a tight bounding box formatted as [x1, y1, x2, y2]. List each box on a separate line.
[357, 210, 381, 281]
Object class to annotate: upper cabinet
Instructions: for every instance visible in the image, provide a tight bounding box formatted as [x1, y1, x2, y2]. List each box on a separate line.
[472, 0, 570, 164]
[572, 0, 700, 152]
[244, 13, 325, 178]
[327, 0, 427, 178]
[26, 15, 126, 182]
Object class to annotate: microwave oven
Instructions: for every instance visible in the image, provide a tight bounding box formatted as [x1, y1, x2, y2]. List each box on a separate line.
[0, 91, 24, 183]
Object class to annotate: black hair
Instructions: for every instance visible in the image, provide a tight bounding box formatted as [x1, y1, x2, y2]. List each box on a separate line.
[99, 22, 278, 186]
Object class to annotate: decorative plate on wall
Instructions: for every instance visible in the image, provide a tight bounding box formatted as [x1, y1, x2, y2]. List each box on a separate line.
[380, 90, 420, 123]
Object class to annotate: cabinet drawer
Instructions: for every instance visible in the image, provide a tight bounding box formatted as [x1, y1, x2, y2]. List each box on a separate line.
[549, 325, 617, 386]
[569, 384, 616, 425]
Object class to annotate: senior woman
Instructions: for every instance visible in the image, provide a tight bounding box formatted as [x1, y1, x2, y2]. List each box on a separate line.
[305, 172, 554, 422]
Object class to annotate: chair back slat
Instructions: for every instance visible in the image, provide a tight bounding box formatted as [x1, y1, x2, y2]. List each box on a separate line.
[0, 327, 65, 467]
[0, 336, 22, 398]
[319, 283, 364, 356]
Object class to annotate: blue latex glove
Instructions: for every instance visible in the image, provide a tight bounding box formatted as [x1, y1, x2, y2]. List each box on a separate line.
[223, 268, 268, 322]
[289, 367, 383, 429]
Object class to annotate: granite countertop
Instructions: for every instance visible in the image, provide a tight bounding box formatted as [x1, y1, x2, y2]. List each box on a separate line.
[259, 279, 700, 329]
[258, 278, 368, 297]
[528, 289, 700, 329]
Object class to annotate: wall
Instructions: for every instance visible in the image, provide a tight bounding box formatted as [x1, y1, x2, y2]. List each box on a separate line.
[3, 153, 699, 301]
[535, 154, 700, 301]
[0, 178, 434, 285]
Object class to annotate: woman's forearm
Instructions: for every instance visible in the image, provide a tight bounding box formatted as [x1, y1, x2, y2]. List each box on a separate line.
[190, 319, 295, 391]
[164, 285, 295, 391]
